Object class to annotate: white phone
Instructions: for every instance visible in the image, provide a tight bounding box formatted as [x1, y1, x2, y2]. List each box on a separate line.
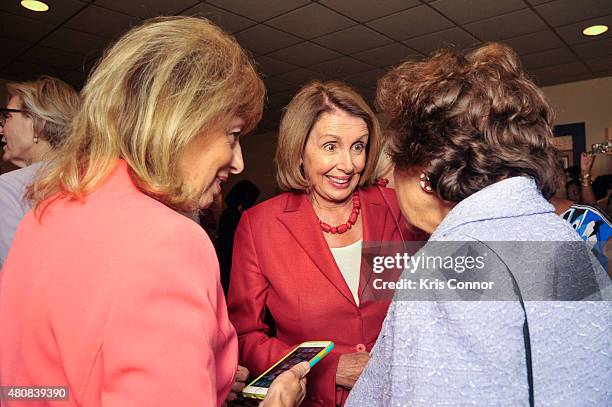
[241, 340, 334, 400]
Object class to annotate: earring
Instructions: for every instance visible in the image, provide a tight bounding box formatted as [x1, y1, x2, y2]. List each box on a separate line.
[33, 136, 39, 144]
[419, 173, 433, 193]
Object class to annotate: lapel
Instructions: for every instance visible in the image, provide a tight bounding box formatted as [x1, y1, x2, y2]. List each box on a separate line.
[358, 187, 393, 300]
[277, 191, 357, 306]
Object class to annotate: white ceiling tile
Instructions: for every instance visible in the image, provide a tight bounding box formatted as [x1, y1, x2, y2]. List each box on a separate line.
[62, 69, 87, 90]
[274, 68, 326, 86]
[40, 28, 108, 57]
[584, 55, 612, 72]
[520, 47, 577, 69]
[0, 11, 55, 43]
[312, 25, 393, 54]
[352, 43, 421, 67]
[234, 25, 302, 56]
[502, 30, 566, 55]
[21, 45, 88, 70]
[538, 72, 594, 86]
[264, 78, 296, 94]
[267, 3, 356, 40]
[66, 5, 141, 38]
[429, 0, 525, 25]
[95, 0, 199, 18]
[528, 61, 590, 82]
[344, 68, 385, 89]
[555, 14, 612, 45]
[367, 5, 454, 41]
[309, 56, 374, 78]
[267, 90, 296, 111]
[0, 38, 33, 67]
[535, 0, 612, 27]
[183, 3, 256, 33]
[207, 0, 310, 22]
[526, 0, 557, 5]
[572, 37, 612, 59]
[464, 9, 548, 41]
[268, 42, 342, 66]
[0, 0, 86, 25]
[403, 27, 479, 55]
[1, 60, 65, 82]
[319, 0, 420, 22]
[351, 86, 376, 103]
[255, 56, 298, 77]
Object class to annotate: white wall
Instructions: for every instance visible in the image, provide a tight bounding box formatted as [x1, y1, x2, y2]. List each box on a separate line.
[541, 75, 612, 177]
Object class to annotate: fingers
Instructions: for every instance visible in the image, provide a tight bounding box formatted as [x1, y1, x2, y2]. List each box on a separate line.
[298, 377, 307, 405]
[288, 361, 311, 379]
[231, 380, 246, 393]
[236, 365, 250, 382]
[226, 391, 237, 402]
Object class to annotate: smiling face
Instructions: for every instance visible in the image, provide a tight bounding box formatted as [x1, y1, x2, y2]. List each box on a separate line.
[1, 95, 37, 166]
[177, 116, 245, 210]
[302, 109, 368, 205]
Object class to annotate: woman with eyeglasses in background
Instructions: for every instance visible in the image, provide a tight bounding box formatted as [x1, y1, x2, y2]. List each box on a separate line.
[0, 76, 79, 267]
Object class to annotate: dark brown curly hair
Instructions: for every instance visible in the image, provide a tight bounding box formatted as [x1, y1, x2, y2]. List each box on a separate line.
[376, 42, 562, 201]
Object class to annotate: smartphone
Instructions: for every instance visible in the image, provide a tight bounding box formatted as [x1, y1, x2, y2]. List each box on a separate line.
[241, 340, 334, 400]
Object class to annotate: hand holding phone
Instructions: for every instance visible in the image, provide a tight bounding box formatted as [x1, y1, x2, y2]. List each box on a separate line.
[259, 361, 310, 407]
[242, 341, 334, 400]
[225, 365, 250, 403]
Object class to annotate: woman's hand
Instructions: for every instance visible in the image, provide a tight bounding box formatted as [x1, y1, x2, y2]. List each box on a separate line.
[260, 362, 310, 407]
[224, 365, 250, 404]
[580, 152, 596, 175]
[336, 352, 370, 388]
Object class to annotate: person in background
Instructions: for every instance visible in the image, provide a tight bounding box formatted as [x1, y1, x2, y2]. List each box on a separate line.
[0, 17, 306, 407]
[228, 80, 425, 406]
[0, 76, 79, 267]
[565, 178, 582, 202]
[347, 43, 610, 406]
[216, 179, 260, 295]
[552, 153, 612, 275]
[373, 139, 395, 189]
[199, 193, 224, 239]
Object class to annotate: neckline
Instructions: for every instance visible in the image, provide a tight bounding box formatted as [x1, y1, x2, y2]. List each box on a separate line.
[330, 239, 363, 251]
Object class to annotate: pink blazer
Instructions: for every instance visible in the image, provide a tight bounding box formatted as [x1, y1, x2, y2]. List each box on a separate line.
[227, 187, 426, 406]
[0, 160, 237, 406]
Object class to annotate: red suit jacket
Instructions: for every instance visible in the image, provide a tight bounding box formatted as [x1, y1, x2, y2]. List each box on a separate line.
[227, 186, 425, 406]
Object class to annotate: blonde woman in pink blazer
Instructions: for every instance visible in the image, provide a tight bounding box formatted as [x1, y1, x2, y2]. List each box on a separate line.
[0, 17, 307, 407]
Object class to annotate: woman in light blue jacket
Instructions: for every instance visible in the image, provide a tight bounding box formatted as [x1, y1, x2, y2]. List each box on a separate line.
[348, 43, 611, 406]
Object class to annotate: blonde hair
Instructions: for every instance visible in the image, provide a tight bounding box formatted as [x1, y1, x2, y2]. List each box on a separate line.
[7, 76, 79, 148]
[275, 81, 381, 191]
[29, 16, 264, 214]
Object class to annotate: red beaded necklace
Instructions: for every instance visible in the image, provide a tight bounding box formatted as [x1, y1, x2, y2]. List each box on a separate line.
[317, 191, 360, 234]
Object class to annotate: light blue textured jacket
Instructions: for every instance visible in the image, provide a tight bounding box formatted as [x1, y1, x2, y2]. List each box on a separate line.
[0, 162, 41, 268]
[347, 176, 611, 406]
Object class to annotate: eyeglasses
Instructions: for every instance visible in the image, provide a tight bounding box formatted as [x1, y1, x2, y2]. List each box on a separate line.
[0, 108, 26, 127]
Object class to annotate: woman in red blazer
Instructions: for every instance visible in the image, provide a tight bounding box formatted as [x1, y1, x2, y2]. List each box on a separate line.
[0, 17, 306, 407]
[228, 81, 425, 406]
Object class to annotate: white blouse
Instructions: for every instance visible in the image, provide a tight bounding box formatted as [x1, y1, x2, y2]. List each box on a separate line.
[330, 239, 363, 305]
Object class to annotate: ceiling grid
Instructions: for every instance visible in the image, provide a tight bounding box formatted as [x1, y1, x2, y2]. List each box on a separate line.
[0, 0, 610, 130]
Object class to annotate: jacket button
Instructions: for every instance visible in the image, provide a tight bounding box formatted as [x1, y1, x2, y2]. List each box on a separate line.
[355, 343, 366, 352]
